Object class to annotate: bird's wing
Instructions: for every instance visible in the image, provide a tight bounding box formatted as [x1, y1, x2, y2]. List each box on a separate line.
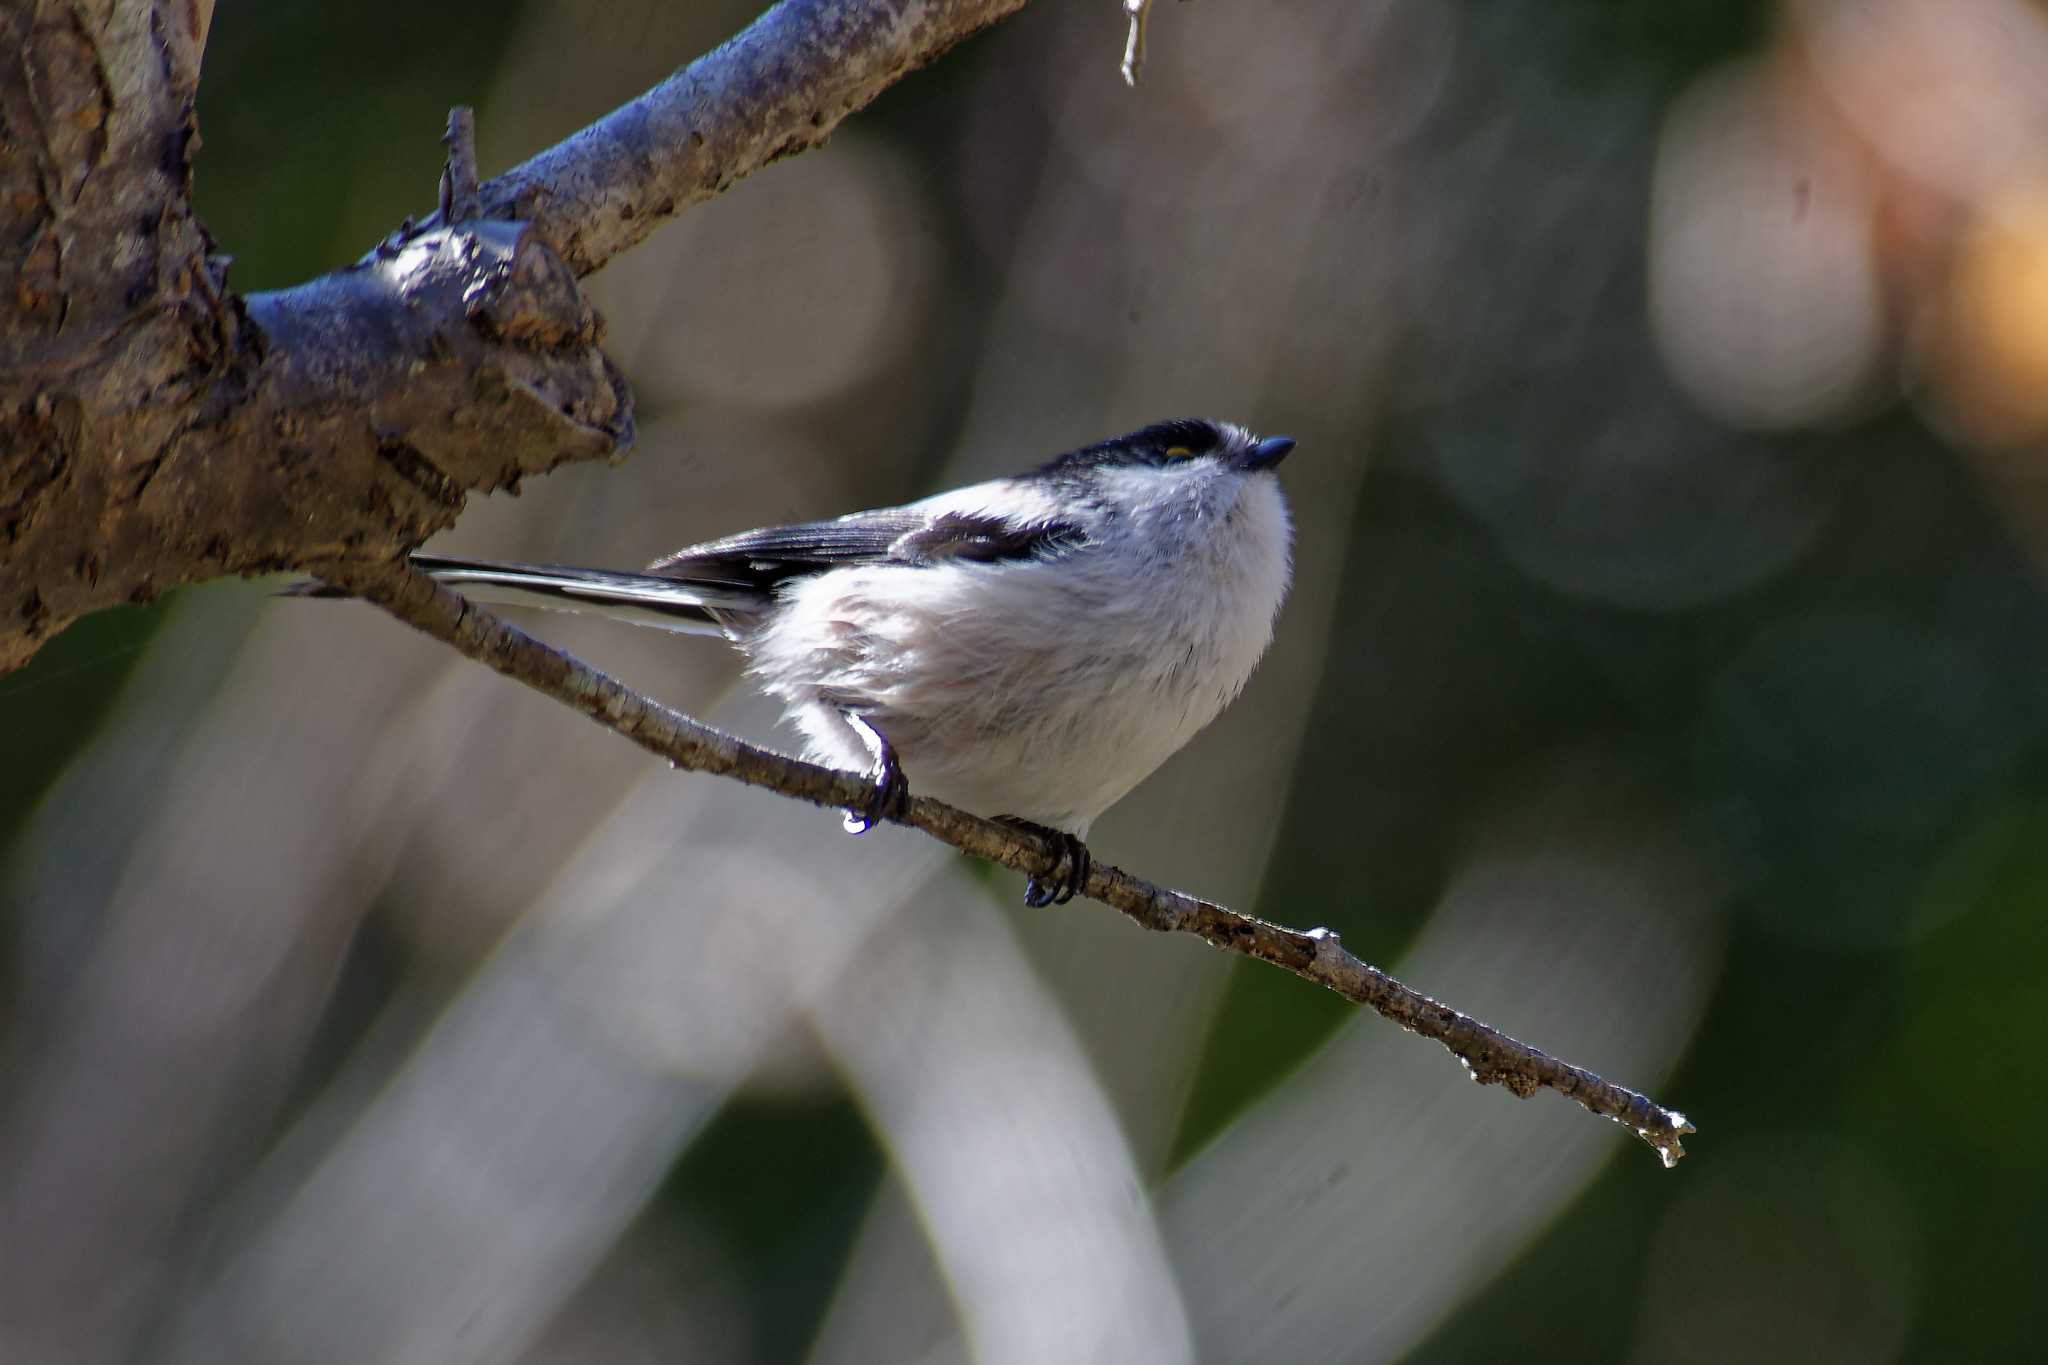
[289, 502, 1088, 640]
[648, 503, 1085, 590]
[646, 511, 931, 590]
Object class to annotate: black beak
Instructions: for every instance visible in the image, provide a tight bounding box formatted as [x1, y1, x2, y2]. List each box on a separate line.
[1240, 435, 1296, 471]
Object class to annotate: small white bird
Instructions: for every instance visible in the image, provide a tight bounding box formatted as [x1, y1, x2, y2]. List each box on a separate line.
[324, 419, 1295, 904]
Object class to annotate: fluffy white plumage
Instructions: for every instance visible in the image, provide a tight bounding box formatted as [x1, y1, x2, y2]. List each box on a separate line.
[752, 445, 1292, 831]
[371, 418, 1295, 865]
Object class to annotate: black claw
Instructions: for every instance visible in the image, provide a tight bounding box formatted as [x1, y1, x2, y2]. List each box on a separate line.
[842, 713, 910, 834]
[1053, 838, 1090, 905]
[996, 817, 1092, 908]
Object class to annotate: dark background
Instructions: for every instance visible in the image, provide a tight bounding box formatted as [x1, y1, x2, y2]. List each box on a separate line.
[6, 0, 2046, 1360]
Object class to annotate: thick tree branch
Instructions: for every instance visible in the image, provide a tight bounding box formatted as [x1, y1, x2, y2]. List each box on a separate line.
[0, 199, 632, 675]
[454, 0, 1032, 277]
[1, 0, 1034, 676]
[322, 559, 1696, 1167]
[3, 0, 226, 668]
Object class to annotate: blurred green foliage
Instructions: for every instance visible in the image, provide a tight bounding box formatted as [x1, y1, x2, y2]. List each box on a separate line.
[634, 1097, 885, 1360]
[198, 0, 528, 288]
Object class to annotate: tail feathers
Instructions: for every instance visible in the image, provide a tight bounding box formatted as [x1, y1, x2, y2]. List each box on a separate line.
[285, 554, 765, 638]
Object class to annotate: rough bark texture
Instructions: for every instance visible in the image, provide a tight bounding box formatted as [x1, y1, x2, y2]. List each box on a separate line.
[0, 2, 626, 673]
[0, 0, 1031, 675]
[3, 0, 226, 668]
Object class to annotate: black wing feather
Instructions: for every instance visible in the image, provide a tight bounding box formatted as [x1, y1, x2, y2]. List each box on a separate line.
[644, 513, 926, 593]
[647, 509, 1082, 592]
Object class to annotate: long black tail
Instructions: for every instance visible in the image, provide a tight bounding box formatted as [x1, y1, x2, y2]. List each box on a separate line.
[283, 553, 766, 638]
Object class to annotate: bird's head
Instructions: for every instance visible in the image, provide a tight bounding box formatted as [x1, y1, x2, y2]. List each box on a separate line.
[1043, 418, 1296, 478]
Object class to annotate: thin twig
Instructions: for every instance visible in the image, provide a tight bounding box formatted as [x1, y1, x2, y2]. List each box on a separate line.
[439, 107, 481, 225]
[322, 559, 1695, 1166]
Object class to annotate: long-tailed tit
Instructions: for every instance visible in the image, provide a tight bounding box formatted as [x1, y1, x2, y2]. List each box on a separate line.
[300, 418, 1295, 905]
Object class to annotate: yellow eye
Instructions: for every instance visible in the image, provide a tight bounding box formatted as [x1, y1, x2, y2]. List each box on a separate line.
[1163, 446, 1193, 460]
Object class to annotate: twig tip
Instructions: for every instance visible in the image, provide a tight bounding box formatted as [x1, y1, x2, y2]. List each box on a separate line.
[439, 105, 482, 226]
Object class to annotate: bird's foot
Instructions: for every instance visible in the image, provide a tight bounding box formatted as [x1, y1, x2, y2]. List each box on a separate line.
[842, 713, 910, 834]
[994, 816, 1092, 907]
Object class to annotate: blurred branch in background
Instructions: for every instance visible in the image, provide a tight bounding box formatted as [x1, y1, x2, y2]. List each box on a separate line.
[328, 558, 1695, 1165]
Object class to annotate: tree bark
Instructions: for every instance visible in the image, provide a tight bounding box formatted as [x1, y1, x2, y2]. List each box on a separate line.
[3, 0, 233, 670]
[0, 0, 1029, 675]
